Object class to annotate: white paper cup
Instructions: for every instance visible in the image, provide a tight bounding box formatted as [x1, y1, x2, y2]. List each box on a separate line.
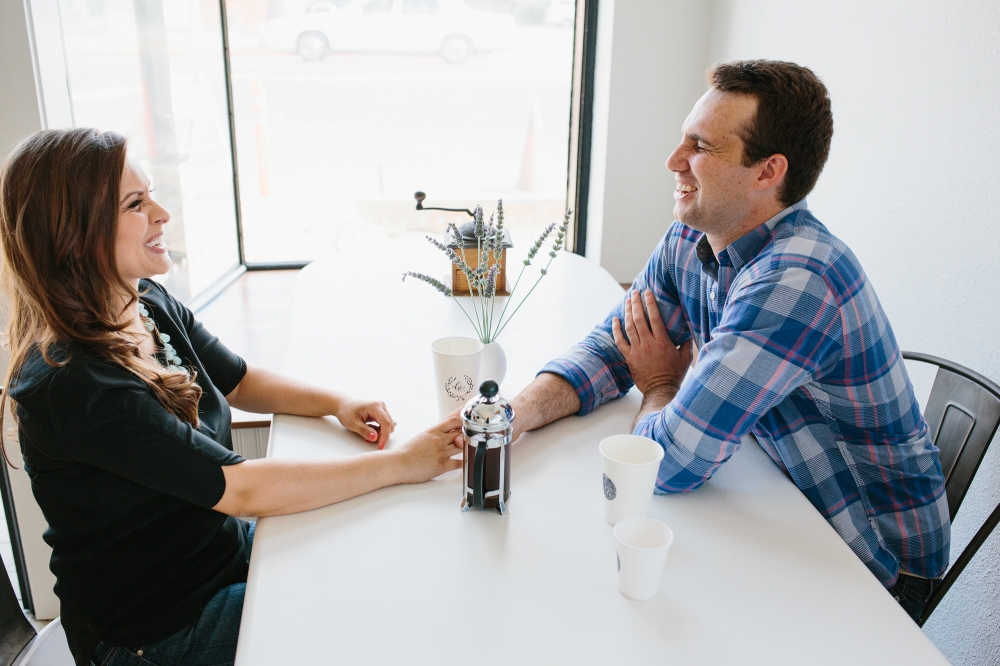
[614, 517, 674, 600]
[431, 336, 483, 418]
[600, 434, 664, 525]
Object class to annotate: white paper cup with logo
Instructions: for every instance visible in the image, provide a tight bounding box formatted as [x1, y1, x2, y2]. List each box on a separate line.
[431, 336, 483, 419]
[600, 434, 664, 525]
[614, 517, 674, 600]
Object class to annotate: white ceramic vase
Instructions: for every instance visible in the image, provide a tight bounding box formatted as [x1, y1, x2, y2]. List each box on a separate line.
[480, 341, 507, 386]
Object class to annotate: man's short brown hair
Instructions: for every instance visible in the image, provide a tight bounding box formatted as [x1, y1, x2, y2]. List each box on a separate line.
[711, 60, 833, 207]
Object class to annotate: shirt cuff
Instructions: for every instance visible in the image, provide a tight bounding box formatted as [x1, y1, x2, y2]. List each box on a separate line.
[539, 345, 628, 415]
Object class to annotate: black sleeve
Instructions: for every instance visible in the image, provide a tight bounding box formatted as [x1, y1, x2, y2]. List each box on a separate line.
[147, 281, 247, 396]
[39, 366, 244, 509]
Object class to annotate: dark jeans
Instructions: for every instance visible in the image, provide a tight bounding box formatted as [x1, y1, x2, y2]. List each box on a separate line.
[889, 571, 938, 623]
[92, 522, 254, 666]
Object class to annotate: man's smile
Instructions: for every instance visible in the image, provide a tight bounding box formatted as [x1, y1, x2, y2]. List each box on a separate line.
[675, 182, 698, 200]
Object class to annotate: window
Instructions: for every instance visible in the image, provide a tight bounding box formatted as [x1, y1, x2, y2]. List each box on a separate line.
[31, 0, 581, 297]
[53, 0, 241, 303]
[227, 0, 575, 263]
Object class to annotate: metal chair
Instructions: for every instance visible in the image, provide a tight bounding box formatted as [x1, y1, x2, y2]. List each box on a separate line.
[902, 351, 1000, 626]
[0, 559, 71, 666]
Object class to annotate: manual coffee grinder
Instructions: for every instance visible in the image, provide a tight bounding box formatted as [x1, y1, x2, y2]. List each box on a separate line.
[460, 380, 514, 514]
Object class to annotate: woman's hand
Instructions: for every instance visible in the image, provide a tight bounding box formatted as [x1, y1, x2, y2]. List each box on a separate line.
[389, 416, 464, 484]
[335, 398, 396, 449]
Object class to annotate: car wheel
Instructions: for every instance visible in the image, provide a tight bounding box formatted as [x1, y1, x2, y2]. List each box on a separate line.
[440, 35, 472, 64]
[297, 32, 329, 62]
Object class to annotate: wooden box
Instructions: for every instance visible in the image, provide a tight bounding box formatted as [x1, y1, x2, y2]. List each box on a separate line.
[451, 247, 508, 296]
[447, 228, 513, 296]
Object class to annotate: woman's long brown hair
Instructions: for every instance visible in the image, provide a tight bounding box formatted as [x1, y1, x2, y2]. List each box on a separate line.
[0, 129, 202, 465]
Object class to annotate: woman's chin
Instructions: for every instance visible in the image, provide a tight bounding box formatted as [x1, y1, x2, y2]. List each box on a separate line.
[125, 258, 172, 282]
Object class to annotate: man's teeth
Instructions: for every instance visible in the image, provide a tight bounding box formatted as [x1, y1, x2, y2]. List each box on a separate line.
[676, 184, 697, 193]
[145, 237, 165, 248]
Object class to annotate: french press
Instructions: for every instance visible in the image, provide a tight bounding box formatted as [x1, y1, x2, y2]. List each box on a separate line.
[460, 380, 514, 514]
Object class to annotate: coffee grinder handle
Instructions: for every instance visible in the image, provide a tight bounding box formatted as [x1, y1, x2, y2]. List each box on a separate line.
[473, 441, 487, 510]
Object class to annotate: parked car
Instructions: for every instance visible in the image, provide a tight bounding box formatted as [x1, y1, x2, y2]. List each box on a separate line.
[261, 0, 516, 63]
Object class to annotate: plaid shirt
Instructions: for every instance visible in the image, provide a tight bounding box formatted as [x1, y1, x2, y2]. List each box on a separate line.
[542, 202, 950, 586]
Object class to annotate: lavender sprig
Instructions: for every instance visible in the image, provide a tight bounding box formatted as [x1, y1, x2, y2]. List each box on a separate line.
[427, 235, 474, 280]
[473, 205, 484, 239]
[484, 264, 500, 298]
[402, 271, 453, 297]
[548, 209, 571, 258]
[493, 199, 505, 261]
[524, 223, 556, 266]
[447, 222, 465, 250]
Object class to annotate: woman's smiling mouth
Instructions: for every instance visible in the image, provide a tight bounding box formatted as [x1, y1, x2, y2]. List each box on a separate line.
[145, 234, 166, 252]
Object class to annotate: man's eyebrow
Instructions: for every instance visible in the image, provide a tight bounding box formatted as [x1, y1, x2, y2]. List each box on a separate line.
[687, 132, 716, 148]
[118, 190, 144, 205]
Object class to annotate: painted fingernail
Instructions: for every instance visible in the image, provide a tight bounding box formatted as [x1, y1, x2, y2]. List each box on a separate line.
[369, 432, 377, 441]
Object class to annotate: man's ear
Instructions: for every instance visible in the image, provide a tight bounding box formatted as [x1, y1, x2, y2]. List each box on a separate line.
[754, 154, 788, 192]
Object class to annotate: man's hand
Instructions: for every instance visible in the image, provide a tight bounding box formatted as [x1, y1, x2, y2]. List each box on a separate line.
[612, 290, 694, 417]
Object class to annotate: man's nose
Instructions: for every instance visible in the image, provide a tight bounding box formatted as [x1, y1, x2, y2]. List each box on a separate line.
[665, 145, 686, 173]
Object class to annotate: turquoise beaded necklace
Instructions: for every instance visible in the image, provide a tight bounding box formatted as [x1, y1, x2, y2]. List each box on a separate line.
[138, 302, 186, 374]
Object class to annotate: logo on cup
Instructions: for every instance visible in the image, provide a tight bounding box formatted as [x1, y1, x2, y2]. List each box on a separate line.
[445, 374, 474, 400]
[603, 473, 616, 500]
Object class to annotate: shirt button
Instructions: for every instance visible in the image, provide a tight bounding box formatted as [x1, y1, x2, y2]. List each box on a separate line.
[137, 650, 144, 657]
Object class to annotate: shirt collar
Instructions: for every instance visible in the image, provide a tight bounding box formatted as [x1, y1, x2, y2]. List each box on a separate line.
[717, 199, 808, 271]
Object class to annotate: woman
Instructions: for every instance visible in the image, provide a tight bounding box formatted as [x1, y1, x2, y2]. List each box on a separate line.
[0, 128, 463, 666]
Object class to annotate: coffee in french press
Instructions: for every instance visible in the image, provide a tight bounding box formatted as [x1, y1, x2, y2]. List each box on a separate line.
[460, 380, 514, 514]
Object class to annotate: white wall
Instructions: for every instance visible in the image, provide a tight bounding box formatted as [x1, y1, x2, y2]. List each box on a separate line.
[703, 1, 999, 663]
[586, 0, 713, 281]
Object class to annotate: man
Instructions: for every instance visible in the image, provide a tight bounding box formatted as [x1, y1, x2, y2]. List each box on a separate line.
[510, 60, 950, 621]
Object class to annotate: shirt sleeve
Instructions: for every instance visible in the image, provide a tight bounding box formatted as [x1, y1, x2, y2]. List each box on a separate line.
[634, 266, 844, 493]
[37, 366, 244, 509]
[154, 283, 247, 396]
[540, 230, 692, 414]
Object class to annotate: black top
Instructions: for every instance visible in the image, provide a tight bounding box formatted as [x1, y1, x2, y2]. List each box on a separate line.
[9, 280, 250, 665]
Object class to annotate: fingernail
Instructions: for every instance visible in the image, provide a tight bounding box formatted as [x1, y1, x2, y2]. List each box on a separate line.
[369, 432, 377, 441]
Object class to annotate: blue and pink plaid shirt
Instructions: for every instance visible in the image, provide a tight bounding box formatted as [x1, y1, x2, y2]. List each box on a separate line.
[542, 202, 951, 586]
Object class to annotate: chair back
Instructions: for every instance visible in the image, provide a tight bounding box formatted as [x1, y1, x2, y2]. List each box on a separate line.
[903, 352, 1000, 626]
[905, 352, 1000, 520]
[0, 560, 35, 666]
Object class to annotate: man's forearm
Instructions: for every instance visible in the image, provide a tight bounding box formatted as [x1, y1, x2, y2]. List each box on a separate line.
[510, 372, 581, 441]
[631, 385, 678, 432]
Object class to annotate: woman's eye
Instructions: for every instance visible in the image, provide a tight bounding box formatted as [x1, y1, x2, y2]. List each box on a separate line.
[128, 198, 143, 210]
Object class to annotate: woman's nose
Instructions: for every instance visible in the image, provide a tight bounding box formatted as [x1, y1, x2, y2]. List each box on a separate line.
[151, 202, 170, 225]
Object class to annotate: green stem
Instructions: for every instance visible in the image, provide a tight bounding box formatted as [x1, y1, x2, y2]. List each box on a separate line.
[494, 262, 528, 332]
[451, 294, 483, 340]
[493, 256, 556, 338]
[488, 288, 497, 342]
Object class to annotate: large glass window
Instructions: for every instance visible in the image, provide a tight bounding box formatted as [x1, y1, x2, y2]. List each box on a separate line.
[225, 0, 576, 262]
[55, 0, 241, 302]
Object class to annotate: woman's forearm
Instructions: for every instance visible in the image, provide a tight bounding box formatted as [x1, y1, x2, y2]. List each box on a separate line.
[226, 365, 342, 416]
[213, 416, 465, 517]
[215, 453, 401, 517]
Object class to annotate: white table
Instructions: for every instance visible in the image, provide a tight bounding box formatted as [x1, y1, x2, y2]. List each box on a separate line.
[235, 240, 948, 665]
